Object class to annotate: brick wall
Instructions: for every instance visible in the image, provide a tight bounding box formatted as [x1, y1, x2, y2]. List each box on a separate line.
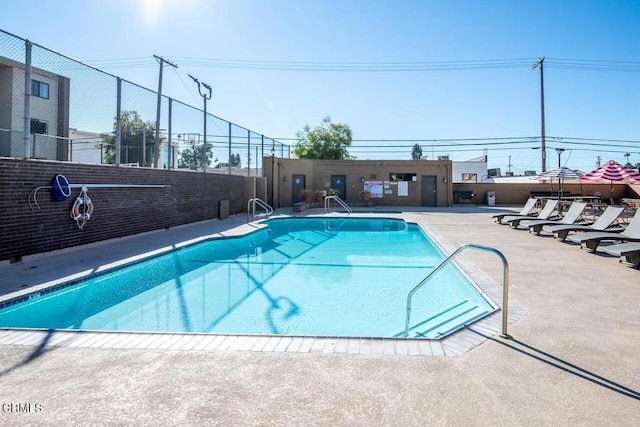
[0, 158, 258, 261]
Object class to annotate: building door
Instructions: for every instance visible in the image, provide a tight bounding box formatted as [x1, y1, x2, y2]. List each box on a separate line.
[291, 174, 306, 204]
[421, 175, 437, 207]
[330, 175, 347, 199]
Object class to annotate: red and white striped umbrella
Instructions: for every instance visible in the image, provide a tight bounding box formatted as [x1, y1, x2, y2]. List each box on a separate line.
[579, 160, 640, 184]
[579, 160, 640, 203]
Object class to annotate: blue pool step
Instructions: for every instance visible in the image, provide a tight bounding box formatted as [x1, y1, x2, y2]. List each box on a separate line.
[401, 300, 492, 339]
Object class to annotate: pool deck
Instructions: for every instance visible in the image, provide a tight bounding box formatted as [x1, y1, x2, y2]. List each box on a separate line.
[0, 206, 638, 425]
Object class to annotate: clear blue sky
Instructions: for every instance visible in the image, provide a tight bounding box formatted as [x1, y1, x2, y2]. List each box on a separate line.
[2, 0, 640, 173]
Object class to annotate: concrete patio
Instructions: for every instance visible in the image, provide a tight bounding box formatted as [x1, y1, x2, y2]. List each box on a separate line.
[0, 206, 638, 425]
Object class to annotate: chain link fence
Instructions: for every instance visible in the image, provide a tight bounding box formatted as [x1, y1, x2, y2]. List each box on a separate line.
[0, 29, 289, 176]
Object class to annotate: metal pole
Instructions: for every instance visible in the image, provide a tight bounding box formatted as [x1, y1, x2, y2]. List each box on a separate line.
[533, 57, 546, 172]
[23, 40, 32, 159]
[115, 77, 122, 166]
[203, 96, 207, 172]
[271, 147, 275, 206]
[187, 74, 211, 172]
[154, 56, 163, 168]
[142, 124, 146, 166]
[167, 98, 172, 169]
[247, 129, 251, 176]
[228, 122, 232, 175]
[153, 56, 177, 168]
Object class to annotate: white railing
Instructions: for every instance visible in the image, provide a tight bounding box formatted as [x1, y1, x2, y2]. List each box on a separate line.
[247, 198, 273, 222]
[323, 195, 352, 214]
[404, 243, 510, 339]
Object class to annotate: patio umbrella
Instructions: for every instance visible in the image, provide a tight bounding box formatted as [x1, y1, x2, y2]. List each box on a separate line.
[579, 160, 640, 204]
[537, 167, 584, 200]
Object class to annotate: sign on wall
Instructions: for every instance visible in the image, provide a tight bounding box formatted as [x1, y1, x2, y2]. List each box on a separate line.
[363, 181, 384, 198]
[398, 181, 408, 197]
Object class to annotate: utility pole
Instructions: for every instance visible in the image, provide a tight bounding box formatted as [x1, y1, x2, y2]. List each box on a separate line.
[153, 55, 178, 168]
[533, 57, 546, 172]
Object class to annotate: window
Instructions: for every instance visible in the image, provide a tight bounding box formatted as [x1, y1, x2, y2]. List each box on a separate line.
[30, 119, 47, 135]
[389, 173, 416, 182]
[462, 173, 477, 183]
[31, 79, 49, 99]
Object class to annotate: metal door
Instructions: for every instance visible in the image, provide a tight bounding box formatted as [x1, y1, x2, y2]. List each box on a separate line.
[421, 175, 437, 206]
[330, 175, 347, 200]
[292, 174, 306, 203]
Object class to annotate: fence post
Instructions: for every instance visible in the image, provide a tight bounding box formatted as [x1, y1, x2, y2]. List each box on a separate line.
[23, 40, 32, 159]
[115, 77, 122, 166]
[228, 122, 232, 175]
[167, 98, 172, 169]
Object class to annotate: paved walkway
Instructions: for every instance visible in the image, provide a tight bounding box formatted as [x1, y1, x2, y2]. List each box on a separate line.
[0, 207, 638, 425]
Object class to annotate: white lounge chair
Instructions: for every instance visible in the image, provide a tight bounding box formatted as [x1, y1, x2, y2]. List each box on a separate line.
[543, 206, 625, 241]
[527, 202, 587, 235]
[507, 199, 559, 229]
[601, 242, 640, 269]
[567, 209, 640, 252]
[492, 197, 538, 224]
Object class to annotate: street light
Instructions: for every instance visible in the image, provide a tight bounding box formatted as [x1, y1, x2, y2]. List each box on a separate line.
[188, 74, 212, 171]
[271, 147, 276, 206]
[555, 148, 565, 168]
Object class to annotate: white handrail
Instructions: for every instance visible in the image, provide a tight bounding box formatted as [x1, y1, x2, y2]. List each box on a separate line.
[404, 243, 510, 339]
[324, 195, 352, 214]
[247, 198, 273, 222]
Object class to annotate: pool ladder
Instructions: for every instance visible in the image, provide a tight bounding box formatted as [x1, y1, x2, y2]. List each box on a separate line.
[404, 243, 511, 339]
[324, 195, 352, 214]
[247, 198, 273, 222]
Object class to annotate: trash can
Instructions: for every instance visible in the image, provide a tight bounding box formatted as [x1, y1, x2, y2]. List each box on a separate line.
[486, 191, 496, 206]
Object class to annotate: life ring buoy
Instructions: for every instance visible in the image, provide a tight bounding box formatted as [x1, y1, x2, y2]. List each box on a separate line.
[70, 196, 94, 222]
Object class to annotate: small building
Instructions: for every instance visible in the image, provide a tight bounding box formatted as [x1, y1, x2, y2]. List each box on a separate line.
[0, 55, 70, 160]
[264, 158, 453, 208]
[452, 155, 488, 183]
[68, 128, 103, 164]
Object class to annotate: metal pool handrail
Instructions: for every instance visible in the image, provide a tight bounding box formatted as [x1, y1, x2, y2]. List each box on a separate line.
[247, 198, 273, 222]
[324, 195, 352, 214]
[404, 243, 510, 339]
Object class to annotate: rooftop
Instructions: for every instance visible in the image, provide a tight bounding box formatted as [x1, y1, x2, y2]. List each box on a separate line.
[0, 206, 638, 424]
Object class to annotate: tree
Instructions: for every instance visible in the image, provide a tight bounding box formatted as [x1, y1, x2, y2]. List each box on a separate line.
[177, 134, 214, 170]
[101, 110, 160, 166]
[230, 153, 241, 167]
[411, 143, 423, 160]
[293, 116, 353, 160]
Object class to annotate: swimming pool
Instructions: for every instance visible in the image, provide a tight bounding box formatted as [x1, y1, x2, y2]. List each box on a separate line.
[0, 217, 496, 339]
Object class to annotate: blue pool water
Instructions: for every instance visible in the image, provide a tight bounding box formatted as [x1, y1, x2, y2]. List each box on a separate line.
[0, 218, 496, 339]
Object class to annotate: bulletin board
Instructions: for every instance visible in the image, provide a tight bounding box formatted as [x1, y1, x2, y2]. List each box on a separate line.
[363, 181, 384, 198]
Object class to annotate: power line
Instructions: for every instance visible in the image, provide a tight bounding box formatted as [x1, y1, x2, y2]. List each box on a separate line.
[549, 136, 640, 144]
[81, 56, 640, 72]
[274, 136, 538, 142]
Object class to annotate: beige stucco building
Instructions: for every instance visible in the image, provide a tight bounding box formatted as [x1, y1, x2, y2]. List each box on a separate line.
[264, 158, 454, 208]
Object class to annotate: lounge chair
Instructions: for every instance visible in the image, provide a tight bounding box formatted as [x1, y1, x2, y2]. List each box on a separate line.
[527, 202, 587, 235]
[542, 206, 625, 241]
[601, 242, 640, 269]
[492, 197, 538, 224]
[566, 209, 640, 252]
[507, 199, 559, 229]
